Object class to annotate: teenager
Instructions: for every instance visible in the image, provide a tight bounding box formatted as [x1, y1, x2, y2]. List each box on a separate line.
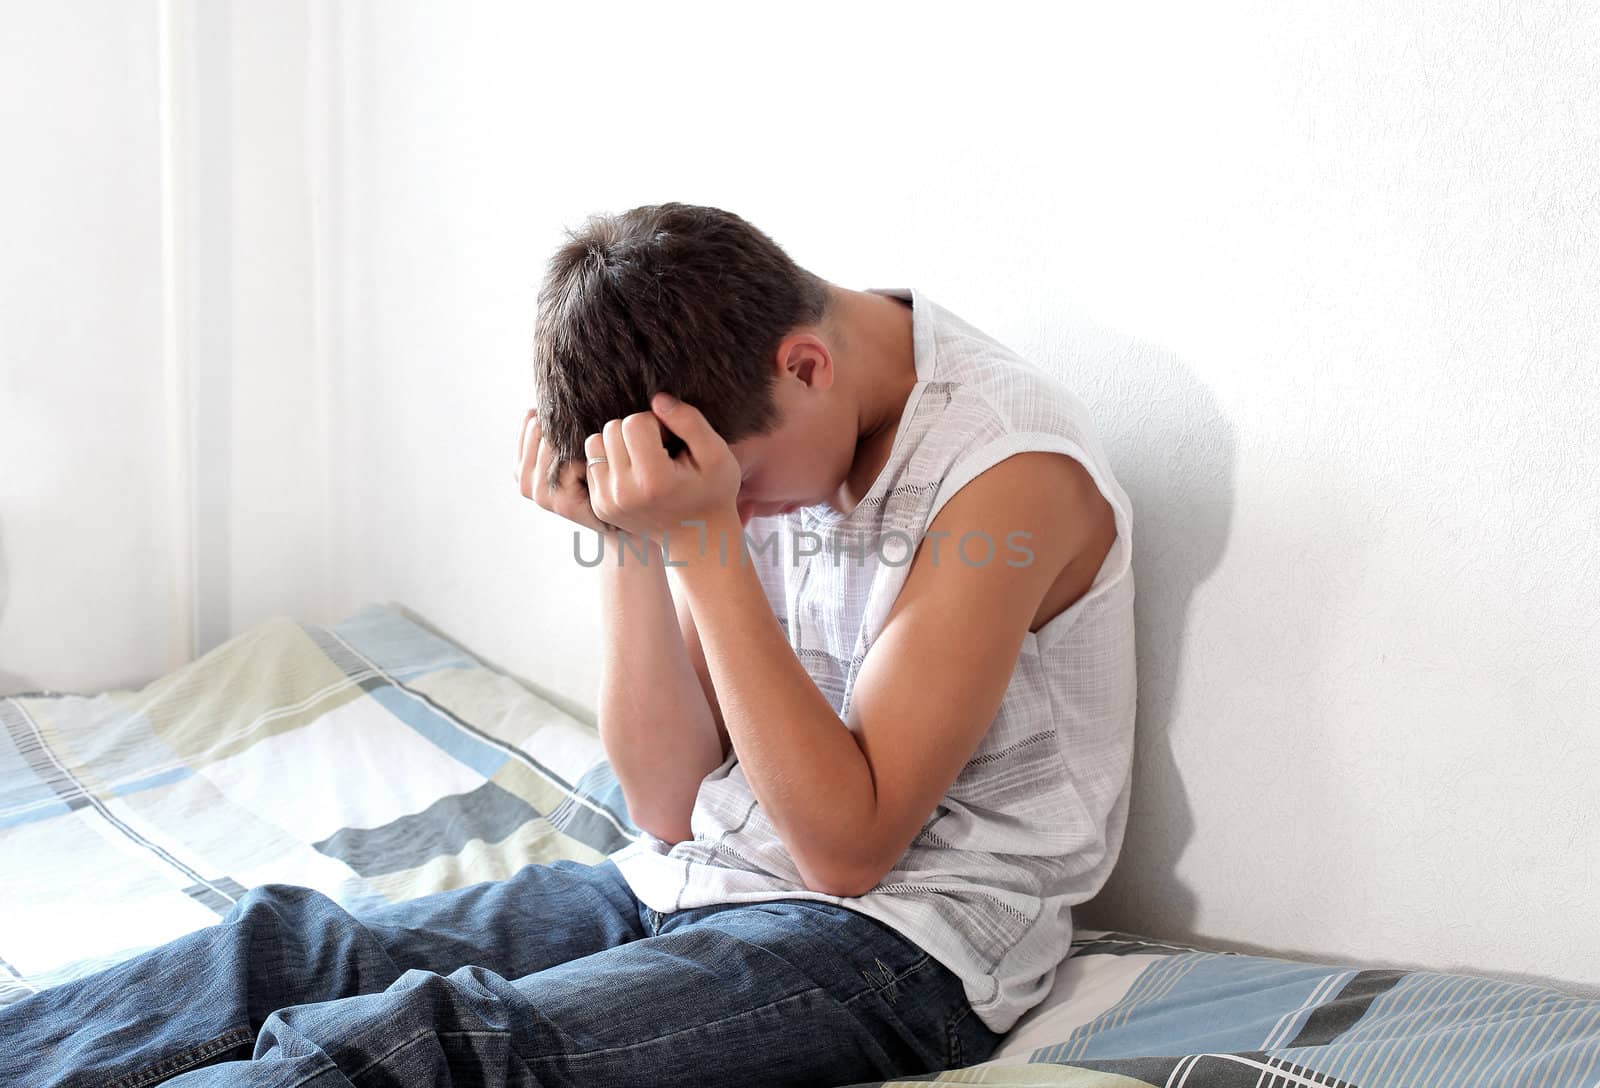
[0, 202, 1135, 1087]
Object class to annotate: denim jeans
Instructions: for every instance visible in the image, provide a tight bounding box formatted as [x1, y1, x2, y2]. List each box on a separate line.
[0, 857, 1003, 1087]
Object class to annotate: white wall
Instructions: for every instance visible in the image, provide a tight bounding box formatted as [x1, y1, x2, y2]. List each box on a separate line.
[0, 0, 176, 693]
[188, 0, 329, 653]
[6, 0, 1599, 998]
[319, 0, 1600, 993]
[0, 0, 329, 690]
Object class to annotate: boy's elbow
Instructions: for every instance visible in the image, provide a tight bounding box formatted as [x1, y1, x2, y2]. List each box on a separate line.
[810, 870, 882, 899]
[631, 808, 694, 847]
[800, 852, 886, 899]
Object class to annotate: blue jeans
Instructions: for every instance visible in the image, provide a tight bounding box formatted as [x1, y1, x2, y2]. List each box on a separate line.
[0, 858, 1002, 1086]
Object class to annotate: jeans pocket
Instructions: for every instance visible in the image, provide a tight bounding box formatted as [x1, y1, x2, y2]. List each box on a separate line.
[856, 949, 932, 1008]
[859, 954, 991, 1072]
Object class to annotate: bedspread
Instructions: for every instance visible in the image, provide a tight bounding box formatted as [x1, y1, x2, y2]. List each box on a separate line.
[0, 602, 636, 1005]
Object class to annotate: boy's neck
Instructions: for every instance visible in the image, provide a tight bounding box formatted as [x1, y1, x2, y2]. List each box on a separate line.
[828, 287, 919, 513]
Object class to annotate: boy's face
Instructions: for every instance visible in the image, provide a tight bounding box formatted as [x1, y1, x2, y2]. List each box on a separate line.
[681, 330, 852, 528]
[726, 425, 831, 526]
[724, 381, 853, 527]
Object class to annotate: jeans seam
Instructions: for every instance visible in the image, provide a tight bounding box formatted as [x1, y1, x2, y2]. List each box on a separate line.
[357, 985, 840, 1076]
[945, 1002, 971, 1069]
[282, 1058, 344, 1088]
[554, 983, 840, 1063]
[106, 1026, 255, 1088]
[345, 1026, 452, 1083]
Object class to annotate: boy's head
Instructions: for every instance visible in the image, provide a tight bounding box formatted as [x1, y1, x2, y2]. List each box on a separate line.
[532, 202, 835, 490]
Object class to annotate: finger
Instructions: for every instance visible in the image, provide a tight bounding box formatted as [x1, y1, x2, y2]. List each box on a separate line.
[620, 411, 669, 471]
[547, 448, 601, 528]
[515, 411, 536, 488]
[583, 431, 609, 474]
[523, 426, 610, 532]
[601, 418, 632, 476]
[582, 432, 614, 524]
[583, 431, 608, 493]
[515, 407, 538, 480]
[528, 429, 553, 504]
[544, 443, 569, 495]
[555, 458, 611, 532]
[650, 393, 720, 465]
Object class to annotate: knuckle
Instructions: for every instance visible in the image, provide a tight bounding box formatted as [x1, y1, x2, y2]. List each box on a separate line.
[622, 413, 658, 442]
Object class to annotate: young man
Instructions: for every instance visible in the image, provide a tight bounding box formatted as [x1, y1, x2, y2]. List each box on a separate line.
[0, 203, 1135, 1088]
[517, 205, 1136, 1072]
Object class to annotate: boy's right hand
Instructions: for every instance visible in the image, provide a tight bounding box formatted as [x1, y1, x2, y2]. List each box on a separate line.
[514, 408, 616, 535]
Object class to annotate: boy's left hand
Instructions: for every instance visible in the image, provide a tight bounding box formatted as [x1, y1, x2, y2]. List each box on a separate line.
[582, 392, 742, 542]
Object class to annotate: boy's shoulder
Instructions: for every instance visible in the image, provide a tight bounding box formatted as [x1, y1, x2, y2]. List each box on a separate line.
[914, 293, 1102, 453]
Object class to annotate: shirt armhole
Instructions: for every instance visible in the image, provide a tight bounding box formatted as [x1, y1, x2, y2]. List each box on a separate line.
[925, 432, 1133, 647]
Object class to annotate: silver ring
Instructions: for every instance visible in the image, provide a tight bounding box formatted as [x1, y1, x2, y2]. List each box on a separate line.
[586, 456, 609, 467]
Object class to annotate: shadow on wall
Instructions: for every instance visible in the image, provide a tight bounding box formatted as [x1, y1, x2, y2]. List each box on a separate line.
[1068, 330, 1238, 939]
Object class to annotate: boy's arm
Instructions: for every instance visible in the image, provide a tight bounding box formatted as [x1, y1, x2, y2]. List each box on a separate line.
[517, 409, 726, 845]
[674, 582, 732, 765]
[671, 451, 1111, 896]
[829, 452, 1115, 890]
[595, 534, 728, 845]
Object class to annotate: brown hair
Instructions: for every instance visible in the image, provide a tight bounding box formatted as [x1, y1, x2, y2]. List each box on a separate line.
[532, 202, 833, 488]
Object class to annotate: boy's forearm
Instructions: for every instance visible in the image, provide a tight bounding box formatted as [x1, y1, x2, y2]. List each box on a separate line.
[593, 532, 724, 843]
[671, 515, 878, 894]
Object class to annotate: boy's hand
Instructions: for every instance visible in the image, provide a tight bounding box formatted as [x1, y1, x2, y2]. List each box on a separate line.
[514, 408, 615, 534]
[583, 393, 741, 542]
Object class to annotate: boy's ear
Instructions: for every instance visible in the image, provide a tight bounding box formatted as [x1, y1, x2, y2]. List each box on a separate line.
[777, 333, 834, 391]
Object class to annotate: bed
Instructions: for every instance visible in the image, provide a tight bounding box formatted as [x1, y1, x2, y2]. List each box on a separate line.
[4, 604, 1597, 1086]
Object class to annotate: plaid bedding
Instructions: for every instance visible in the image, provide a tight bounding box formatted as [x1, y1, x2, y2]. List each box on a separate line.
[838, 930, 1600, 1086]
[6, 602, 1598, 1086]
[0, 602, 637, 1006]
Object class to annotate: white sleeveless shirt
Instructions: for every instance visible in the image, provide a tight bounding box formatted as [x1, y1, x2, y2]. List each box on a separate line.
[607, 286, 1137, 1034]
